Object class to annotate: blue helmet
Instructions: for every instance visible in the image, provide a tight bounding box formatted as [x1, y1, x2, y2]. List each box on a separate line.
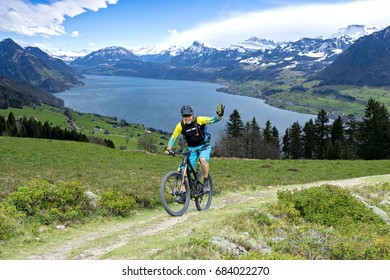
[181, 105, 194, 116]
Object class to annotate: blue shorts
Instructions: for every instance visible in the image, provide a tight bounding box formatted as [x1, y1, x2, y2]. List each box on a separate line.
[188, 144, 211, 169]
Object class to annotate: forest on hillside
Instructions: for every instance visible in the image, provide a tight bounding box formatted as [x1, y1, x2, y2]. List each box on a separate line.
[214, 99, 390, 160]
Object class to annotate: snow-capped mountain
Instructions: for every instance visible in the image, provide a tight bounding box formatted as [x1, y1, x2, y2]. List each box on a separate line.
[132, 45, 184, 56]
[230, 37, 279, 51]
[315, 25, 390, 86]
[330, 24, 382, 40]
[132, 45, 184, 63]
[69, 24, 383, 68]
[169, 41, 237, 67]
[70, 24, 386, 82]
[71, 46, 137, 66]
[237, 25, 384, 72]
[241, 36, 353, 72]
[45, 49, 90, 63]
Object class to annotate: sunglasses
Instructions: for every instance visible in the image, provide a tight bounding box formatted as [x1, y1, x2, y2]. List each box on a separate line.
[182, 115, 193, 118]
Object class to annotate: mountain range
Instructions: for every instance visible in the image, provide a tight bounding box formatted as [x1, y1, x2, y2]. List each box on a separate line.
[314, 27, 390, 86]
[70, 24, 389, 86]
[1, 24, 390, 111]
[0, 38, 84, 94]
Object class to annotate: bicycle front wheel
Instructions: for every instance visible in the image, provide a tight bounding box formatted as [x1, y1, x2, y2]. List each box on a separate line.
[160, 171, 190, 216]
[195, 174, 213, 211]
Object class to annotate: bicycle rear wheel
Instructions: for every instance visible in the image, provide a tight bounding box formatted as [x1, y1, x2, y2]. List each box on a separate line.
[195, 174, 213, 211]
[160, 171, 190, 216]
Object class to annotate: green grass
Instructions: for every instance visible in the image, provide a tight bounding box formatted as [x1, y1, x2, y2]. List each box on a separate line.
[0, 105, 167, 150]
[0, 136, 389, 260]
[0, 104, 69, 127]
[0, 137, 167, 206]
[71, 111, 148, 149]
[266, 85, 390, 116]
[237, 78, 390, 116]
[1, 136, 389, 204]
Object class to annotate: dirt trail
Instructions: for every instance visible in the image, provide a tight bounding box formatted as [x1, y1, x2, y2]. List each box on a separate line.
[29, 174, 390, 260]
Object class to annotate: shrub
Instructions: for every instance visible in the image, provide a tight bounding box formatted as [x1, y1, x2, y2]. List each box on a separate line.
[268, 196, 302, 224]
[99, 190, 137, 216]
[266, 222, 339, 259]
[276, 185, 386, 230]
[0, 206, 18, 241]
[253, 211, 273, 226]
[271, 184, 390, 259]
[6, 179, 93, 225]
[330, 228, 390, 259]
[0, 201, 27, 241]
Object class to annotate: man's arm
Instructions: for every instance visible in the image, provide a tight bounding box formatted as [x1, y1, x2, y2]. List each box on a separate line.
[166, 122, 183, 150]
[197, 104, 225, 124]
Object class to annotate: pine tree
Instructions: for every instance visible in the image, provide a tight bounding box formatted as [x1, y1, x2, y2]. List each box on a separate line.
[271, 125, 280, 158]
[282, 128, 290, 159]
[271, 126, 280, 147]
[7, 112, 18, 136]
[247, 117, 262, 158]
[42, 121, 52, 139]
[344, 114, 359, 159]
[263, 120, 273, 143]
[225, 109, 244, 138]
[314, 109, 330, 159]
[303, 119, 315, 159]
[358, 99, 390, 159]
[289, 121, 303, 159]
[326, 115, 345, 159]
[263, 120, 280, 159]
[0, 115, 6, 135]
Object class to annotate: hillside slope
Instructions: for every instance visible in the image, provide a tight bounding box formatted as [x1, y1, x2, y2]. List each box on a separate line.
[0, 77, 64, 109]
[3, 174, 389, 260]
[0, 38, 84, 93]
[0, 137, 389, 260]
[314, 26, 390, 86]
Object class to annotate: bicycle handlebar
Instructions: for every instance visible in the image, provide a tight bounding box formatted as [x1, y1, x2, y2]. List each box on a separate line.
[165, 146, 208, 157]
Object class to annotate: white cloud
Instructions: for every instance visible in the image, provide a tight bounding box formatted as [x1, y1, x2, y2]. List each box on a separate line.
[168, 29, 178, 35]
[0, 0, 118, 37]
[164, 0, 390, 47]
[71, 30, 80, 37]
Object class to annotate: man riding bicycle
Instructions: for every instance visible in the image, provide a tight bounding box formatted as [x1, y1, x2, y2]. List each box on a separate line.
[165, 104, 225, 203]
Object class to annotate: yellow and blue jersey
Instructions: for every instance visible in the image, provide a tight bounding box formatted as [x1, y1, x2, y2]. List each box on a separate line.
[168, 116, 219, 147]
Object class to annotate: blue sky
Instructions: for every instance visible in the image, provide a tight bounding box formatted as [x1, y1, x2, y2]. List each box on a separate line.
[1, 0, 390, 55]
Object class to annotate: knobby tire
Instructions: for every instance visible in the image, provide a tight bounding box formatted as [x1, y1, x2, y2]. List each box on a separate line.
[195, 173, 213, 211]
[160, 171, 190, 216]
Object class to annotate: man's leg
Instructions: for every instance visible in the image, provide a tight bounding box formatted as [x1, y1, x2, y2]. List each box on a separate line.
[199, 146, 211, 192]
[199, 157, 209, 178]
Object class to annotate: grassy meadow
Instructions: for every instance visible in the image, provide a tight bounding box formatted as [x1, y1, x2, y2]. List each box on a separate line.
[236, 77, 390, 115]
[0, 104, 167, 151]
[1, 136, 389, 206]
[1, 103, 390, 260]
[1, 136, 390, 260]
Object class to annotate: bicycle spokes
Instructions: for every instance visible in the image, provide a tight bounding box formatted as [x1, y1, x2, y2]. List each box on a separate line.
[170, 179, 181, 196]
[195, 174, 213, 211]
[160, 171, 190, 216]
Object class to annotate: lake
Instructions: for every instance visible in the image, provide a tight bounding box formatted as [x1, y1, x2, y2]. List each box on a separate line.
[56, 75, 316, 139]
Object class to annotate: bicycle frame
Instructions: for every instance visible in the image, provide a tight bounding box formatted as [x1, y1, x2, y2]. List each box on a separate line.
[177, 149, 203, 198]
[160, 146, 213, 216]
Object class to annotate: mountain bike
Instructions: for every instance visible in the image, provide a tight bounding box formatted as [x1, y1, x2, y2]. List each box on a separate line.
[160, 148, 213, 216]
